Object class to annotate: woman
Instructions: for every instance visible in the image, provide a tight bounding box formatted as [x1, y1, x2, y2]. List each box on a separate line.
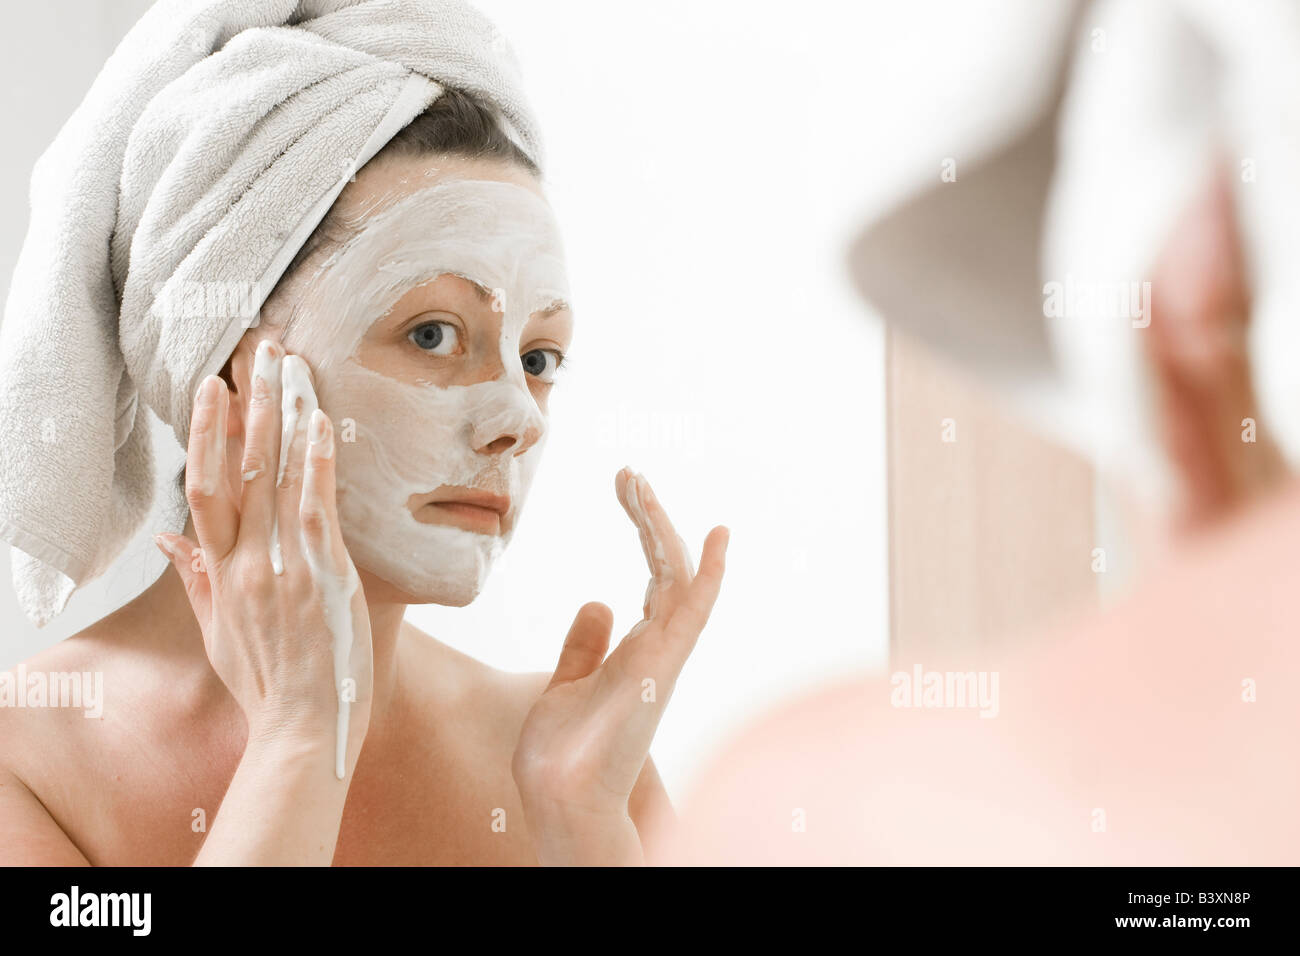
[0, 3, 727, 865]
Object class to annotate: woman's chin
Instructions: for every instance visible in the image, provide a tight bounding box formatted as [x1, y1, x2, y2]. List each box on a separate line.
[354, 563, 486, 607]
[342, 517, 503, 607]
[408, 584, 481, 608]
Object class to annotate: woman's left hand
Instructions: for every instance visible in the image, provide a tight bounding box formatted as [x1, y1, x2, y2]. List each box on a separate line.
[512, 468, 729, 865]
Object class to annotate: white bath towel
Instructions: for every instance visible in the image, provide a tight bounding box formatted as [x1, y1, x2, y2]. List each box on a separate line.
[0, 0, 542, 626]
[849, 0, 1300, 509]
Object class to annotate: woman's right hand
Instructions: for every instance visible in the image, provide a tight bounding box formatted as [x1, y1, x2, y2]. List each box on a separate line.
[155, 340, 373, 773]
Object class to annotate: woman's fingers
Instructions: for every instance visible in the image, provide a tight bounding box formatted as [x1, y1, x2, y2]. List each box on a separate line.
[154, 531, 212, 624]
[546, 602, 614, 691]
[237, 339, 284, 546]
[184, 375, 238, 562]
[299, 408, 345, 573]
[275, 355, 319, 567]
[660, 526, 729, 668]
[615, 469, 694, 620]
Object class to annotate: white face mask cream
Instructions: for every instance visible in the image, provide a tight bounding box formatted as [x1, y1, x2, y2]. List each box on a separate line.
[279, 177, 569, 606]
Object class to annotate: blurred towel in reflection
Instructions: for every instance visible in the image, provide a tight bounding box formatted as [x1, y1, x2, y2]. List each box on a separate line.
[849, 0, 1300, 514]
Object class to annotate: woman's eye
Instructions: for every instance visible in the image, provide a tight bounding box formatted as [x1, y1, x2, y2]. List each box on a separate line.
[408, 321, 459, 355]
[521, 348, 563, 384]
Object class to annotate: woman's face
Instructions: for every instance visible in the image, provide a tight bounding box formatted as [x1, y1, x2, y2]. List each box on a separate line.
[251, 153, 572, 606]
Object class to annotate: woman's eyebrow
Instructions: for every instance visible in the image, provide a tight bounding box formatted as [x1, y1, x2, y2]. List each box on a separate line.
[463, 279, 498, 305]
[458, 278, 569, 317]
[534, 299, 571, 318]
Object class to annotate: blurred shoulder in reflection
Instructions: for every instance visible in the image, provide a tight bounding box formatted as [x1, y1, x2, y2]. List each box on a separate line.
[664, 477, 1300, 865]
[660, 160, 1300, 868]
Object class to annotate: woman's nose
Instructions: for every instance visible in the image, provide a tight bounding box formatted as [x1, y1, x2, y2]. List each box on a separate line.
[478, 435, 522, 455]
[475, 422, 542, 457]
[470, 385, 544, 457]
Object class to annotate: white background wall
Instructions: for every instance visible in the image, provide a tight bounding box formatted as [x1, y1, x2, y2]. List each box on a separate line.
[0, 0, 1063, 796]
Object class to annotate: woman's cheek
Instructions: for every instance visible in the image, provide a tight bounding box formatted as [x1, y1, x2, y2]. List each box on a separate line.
[529, 383, 551, 414]
[352, 335, 442, 387]
[313, 359, 546, 605]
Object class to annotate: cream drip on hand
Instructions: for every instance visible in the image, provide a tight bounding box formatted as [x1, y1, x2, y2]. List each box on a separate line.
[278, 356, 318, 487]
[251, 342, 286, 574]
[300, 407, 361, 781]
[251, 344, 360, 780]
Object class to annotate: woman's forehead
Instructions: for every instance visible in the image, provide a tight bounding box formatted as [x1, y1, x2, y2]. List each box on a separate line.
[336, 151, 546, 225]
[271, 167, 569, 364]
[333, 176, 565, 279]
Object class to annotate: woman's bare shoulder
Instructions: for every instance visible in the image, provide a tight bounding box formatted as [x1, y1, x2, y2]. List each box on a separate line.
[0, 599, 198, 777]
[397, 621, 549, 731]
[0, 623, 116, 777]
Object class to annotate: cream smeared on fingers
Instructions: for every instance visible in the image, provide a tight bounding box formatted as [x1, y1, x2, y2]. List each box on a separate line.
[299, 406, 362, 780]
[251, 341, 286, 574]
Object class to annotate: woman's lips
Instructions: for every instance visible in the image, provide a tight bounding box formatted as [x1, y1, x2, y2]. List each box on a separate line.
[411, 487, 511, 535]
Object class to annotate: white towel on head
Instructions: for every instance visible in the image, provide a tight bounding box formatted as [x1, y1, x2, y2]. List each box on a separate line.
[849, 0, 1300, 510]
[0, 0, 543, 627]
